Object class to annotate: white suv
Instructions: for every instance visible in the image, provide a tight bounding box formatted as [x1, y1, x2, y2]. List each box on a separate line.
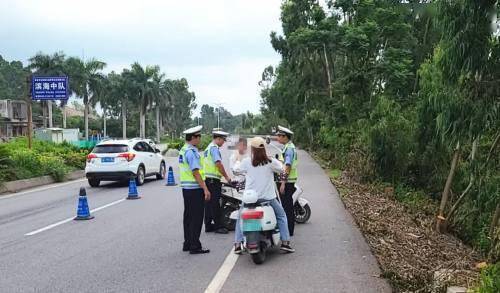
[85, 139, 166, 187]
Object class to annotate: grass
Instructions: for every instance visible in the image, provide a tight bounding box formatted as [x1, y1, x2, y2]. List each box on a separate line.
[474, 263, 500, 293]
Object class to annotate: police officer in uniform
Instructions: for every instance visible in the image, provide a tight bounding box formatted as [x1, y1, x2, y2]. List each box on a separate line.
[203, 129, 231, 234]
[179, 126, 211, 254]
[276, 125, 298, 237]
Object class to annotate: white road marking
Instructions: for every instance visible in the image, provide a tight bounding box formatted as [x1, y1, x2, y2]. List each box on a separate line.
[0, 178, 87, 200]
[24, 198, 126, 236]
[204, 249, 239, 293]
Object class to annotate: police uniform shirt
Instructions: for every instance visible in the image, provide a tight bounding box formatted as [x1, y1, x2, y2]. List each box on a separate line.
[210, 145, 222, 164]
[284, 147, 295, 166]
[184, 144, 202, 189]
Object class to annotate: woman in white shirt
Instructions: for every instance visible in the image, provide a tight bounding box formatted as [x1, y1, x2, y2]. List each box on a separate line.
[230, 137, 248, 188]
[233, 136, 294, 254]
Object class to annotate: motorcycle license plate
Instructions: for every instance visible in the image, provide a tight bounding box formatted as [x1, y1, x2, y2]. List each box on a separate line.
[243, 219, 261, 232]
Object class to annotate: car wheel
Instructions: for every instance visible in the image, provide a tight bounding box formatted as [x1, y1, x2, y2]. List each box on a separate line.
[136, 166, 145, 186]
[156, 162, 166, 180]
[88, 178, 100, 187]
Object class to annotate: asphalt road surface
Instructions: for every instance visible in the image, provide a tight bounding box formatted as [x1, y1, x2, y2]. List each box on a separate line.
[0, 141, 390, 293]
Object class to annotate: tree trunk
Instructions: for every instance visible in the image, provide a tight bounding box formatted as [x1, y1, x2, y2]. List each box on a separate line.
[47, 100, 53, 128]
[436, 141, 461, 232]
[490, 203, 500, 239]
[322, 43, 333, 99]
[139, 105, 144, 138]
[103, 110, 107, 137]
[42, 101, 47, 128]
[447, 138, 479, 222]
[121, 98, 127, 139]
[62, 104, 67, 128]
[156, 106, 160, 143]
[84, 95, 89, 141]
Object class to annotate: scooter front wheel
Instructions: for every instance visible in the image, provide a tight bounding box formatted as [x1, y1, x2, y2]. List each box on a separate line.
[294, 203, 311, 224]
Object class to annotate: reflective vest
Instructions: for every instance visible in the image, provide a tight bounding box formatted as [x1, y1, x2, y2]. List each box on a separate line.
[282, 142, 298, 182]
[203, 142, 222, 179]
[179, 144, 204, 188]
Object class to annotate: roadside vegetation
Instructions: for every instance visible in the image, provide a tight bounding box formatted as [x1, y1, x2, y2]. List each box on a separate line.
[0, 138, 89, 183]
[260, 0, 499, 291]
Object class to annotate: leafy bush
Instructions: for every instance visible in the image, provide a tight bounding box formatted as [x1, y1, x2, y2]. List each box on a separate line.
[475, 263, 500, 293]
[0, 138, 88, 182]
[0, 144, 14, 182]
[199, 135, 212, 151]
[9, 149, 69, 182]
[366, 97, 416, 182]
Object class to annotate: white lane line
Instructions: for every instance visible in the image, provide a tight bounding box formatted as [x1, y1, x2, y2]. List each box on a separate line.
[205, 249, 239, 293]
[24, 198, 126, 236]
[0, 178, 87, 200]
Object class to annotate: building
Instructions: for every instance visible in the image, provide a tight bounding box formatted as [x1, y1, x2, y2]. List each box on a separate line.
[0, 99, 28, 139]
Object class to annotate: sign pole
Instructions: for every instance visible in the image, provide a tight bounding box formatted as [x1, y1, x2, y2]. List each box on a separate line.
[26, 74, 33, 149]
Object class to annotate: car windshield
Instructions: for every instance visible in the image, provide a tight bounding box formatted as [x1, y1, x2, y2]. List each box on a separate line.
[93, 144, 129, 154]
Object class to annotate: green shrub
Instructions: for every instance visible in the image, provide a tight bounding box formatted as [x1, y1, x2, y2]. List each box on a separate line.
[0, 144, 14, 182]
[199, 135, 212, 151]
[475, 263, 500, 293]
[0, 138, 86, 182]
[366, 97, 415, 182]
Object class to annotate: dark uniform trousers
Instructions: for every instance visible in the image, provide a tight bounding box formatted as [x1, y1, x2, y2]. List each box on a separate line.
[204, 178, 222, 231]
[277, 182, 296, 237]
[183, 188, 205, 250]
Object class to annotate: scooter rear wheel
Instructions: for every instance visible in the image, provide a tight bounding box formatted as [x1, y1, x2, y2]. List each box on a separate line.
[251, 249, 266, 264]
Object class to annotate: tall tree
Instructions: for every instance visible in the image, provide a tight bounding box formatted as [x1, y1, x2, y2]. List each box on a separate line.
[65, 57, 106, 140]
[128, 63, 161, 138]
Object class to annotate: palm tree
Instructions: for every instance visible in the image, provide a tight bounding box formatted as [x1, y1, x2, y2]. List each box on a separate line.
[119, 69, 136, 139]
[153, 75, 171, 142]
[65, 57, 106, 140]
[128, 63, 162, 138]
[28, 52, 66, 128]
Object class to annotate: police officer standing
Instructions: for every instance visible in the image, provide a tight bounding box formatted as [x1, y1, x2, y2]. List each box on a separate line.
[276, 125, 298, 237]
[179, 126, 211, 254]
[203, 129, 231, 234]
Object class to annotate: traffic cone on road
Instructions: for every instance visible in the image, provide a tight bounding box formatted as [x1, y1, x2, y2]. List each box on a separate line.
[166, 166, 176, 186]
[127, 178, 141, 200]
[74, 187, 94, 220]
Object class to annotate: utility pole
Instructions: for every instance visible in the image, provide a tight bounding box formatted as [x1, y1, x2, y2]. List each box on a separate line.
[213, 102, 224, 130]
[26, 74, 33, 149]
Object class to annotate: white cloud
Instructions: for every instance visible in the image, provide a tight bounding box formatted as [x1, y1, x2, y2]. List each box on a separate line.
[0, 0, 283, 114]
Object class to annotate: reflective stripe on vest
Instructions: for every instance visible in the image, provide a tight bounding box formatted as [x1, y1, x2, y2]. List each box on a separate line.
[179, 144, 204, 188]
[203, 142, 222, 179]
[282, 142, 298, 182]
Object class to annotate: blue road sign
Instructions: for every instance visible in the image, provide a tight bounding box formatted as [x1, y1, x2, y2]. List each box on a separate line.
[31, 76, 68, 100]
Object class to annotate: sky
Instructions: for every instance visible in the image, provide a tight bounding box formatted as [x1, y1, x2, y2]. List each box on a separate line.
[0, 0, 283, 115]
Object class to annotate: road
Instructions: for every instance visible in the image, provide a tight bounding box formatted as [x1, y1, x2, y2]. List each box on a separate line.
[0, 143, 390, 293]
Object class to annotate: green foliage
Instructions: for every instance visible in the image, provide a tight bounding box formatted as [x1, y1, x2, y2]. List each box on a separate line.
[199, 135, 212, 151]
[475, 263, 500, 293]
[394, 184, 435, 216]
[161, 137, 184, 151]
[0, 138, 88, 182]
[329, 169, 341, 179]
[261, 0, 500, 259]
[0, 55, 28, 100]
[367, 97, 415, 181]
